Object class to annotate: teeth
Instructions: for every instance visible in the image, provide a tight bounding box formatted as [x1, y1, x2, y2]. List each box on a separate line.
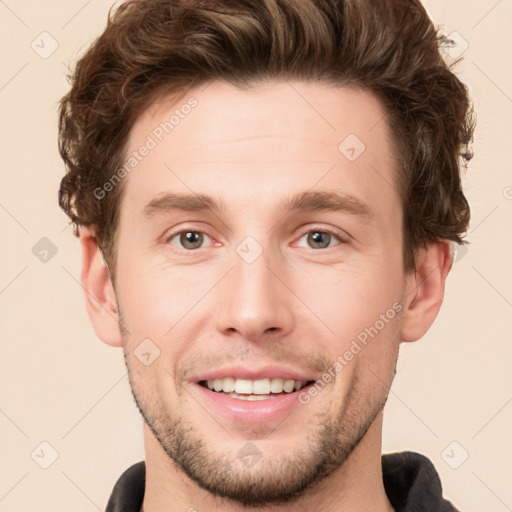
[222, 377, 235, 392]
[252, 378, 270, 395]
[204, 377, 309, 394]
[270, 378, 284, 393]
[234, 379, 253, 394]
[227, 392, 274, 401]
[283, 380, 295, 393]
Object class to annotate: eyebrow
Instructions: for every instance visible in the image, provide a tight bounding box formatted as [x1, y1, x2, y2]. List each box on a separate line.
[142, 190, 373, 218]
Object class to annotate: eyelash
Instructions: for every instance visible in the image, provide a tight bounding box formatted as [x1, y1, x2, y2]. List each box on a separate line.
[165, 226, 348, 251]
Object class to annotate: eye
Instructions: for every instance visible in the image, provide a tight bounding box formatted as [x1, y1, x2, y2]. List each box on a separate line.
[167, 230, 212, 250]
[165, 227, 347, 252]
[295, 228, 345, 250]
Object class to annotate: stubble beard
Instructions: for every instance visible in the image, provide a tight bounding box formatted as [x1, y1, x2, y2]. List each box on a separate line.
[116, 298, 398, 508]
[124, 356, 393, 508]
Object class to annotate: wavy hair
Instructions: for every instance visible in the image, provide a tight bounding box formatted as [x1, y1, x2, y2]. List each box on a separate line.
[58, 0, 475, 275]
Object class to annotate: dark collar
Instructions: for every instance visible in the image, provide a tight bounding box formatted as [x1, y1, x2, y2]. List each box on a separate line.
[105, 451, 460, 511]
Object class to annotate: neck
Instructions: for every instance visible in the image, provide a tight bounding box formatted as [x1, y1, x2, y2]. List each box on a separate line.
[140, 411, 394, 512]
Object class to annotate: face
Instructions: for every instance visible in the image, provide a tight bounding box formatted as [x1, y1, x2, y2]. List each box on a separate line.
[113, 80, 408, 506]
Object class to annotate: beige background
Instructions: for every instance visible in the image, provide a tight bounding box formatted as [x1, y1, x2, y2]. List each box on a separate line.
[1, 1, 511, 511]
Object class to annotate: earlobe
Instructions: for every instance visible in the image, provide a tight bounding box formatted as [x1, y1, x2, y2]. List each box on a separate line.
[400, 241, 453, 343]
[79, 226, 123, 348]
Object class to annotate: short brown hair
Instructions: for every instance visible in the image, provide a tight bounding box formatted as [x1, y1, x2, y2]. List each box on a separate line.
[58, 0, 475, 276]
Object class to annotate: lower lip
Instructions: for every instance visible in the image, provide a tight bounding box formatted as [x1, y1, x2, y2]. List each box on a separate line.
[194, 383, 313, 423]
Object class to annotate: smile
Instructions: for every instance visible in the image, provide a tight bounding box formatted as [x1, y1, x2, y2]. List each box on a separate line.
[199, 377, 314, 399]
[195, 378, 317, 422]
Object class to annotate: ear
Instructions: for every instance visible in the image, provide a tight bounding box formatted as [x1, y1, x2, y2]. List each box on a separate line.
[79, 226, 123, 347]
[400, 240, 453, 343]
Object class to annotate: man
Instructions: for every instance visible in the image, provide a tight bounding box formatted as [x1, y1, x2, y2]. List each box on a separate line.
[57, 0, 475, 510]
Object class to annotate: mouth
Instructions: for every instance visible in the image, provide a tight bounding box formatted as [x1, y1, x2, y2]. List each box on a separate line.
[190, 366, 319, 422]
[198, 378, 316, 401]
[193, 377, 318, 423]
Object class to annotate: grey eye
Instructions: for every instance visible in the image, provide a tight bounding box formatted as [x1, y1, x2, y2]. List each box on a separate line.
[169, 231, 210, 250]
[296, 230, 341, 250]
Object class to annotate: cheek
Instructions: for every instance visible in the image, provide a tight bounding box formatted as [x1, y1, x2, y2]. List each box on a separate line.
[292, 258, 404, 342]
[116, 261, 226, 378]
[116, 256, 200, 332]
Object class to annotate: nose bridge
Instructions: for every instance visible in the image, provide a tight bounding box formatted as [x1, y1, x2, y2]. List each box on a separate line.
[216, 236, 294, 340]
[234, 241, 276, 304]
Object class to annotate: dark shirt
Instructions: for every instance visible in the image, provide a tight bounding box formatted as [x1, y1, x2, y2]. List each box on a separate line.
[105, 451, 460, 511]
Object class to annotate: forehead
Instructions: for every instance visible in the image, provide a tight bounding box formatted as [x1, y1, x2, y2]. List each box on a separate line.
[120, 79, 400, 222]
[138, 80, 390, 152]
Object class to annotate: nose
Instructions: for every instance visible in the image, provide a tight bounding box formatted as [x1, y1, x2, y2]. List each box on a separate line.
[215, 242, 295, 343]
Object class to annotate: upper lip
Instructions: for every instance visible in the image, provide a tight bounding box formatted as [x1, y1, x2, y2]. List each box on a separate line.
[191, 365, 318, 383]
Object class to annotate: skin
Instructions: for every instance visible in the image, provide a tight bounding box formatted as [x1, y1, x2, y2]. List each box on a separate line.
[79, 80, 452, 511]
